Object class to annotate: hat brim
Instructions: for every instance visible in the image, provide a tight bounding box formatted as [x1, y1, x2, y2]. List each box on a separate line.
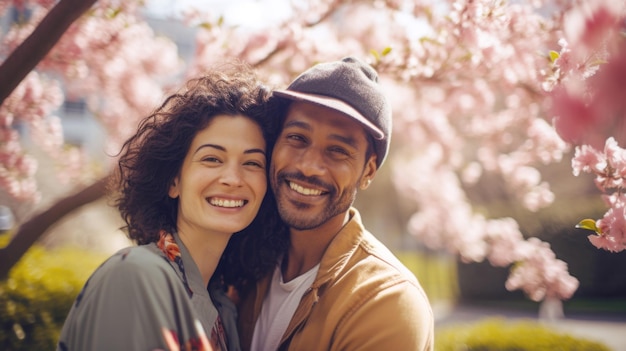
[274, 90, 385, 140]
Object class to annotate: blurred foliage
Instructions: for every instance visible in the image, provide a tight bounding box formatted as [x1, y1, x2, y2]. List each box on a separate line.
[435, 318, 611, 351]
[457, 224, 626, 302]
[467, 156, 606, 239]
[397, 251, 459, 303]
[0, 234, 106, 351]
[0, 233, 618, 351]
[0, 224, 459, 350]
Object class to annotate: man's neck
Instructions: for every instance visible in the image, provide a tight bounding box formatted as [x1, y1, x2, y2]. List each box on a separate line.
[282, 210, 350, 282]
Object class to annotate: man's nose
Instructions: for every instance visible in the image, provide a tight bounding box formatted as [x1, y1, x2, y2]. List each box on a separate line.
[294, 147, 326, 177]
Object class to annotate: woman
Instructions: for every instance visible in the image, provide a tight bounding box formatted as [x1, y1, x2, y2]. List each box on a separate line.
[57, 64, 288, 351]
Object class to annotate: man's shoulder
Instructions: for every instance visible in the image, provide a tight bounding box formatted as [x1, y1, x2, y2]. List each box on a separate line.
[355, 230, 419, 282]
[317, 230, 433, 337]
[341, 209, 418, 282]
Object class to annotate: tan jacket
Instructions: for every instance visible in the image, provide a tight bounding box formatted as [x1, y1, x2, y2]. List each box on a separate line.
[238, 208, 434, 351]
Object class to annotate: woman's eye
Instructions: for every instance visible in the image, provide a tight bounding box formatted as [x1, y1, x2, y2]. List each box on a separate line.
[245, 160, 266, 169]
[201, 156, 221, 163]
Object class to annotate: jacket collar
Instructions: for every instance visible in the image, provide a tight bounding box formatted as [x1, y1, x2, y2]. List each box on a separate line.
[310, 207, 365, 292]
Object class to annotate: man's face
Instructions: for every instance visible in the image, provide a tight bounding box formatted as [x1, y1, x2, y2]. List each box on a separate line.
[270, 101, 377, 231]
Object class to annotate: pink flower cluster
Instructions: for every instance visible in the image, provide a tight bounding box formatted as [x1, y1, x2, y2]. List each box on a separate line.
[0, 71, 62, 202]
[398, 157, 579, 300]
[505, 238, 579, 301]
[9, 0, 622, 303]
[572, 139, 626, 252]
[549, 1, 626, 253]
[382, 0, 580, 301]
[548, 0, 626, 149]
[1, 0, 182, 206]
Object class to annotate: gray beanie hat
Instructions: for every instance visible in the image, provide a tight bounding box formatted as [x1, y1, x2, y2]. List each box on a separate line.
[274, 56, 392, 168]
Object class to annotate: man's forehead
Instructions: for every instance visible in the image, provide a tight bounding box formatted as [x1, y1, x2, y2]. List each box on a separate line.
[285, 101, 366, 131]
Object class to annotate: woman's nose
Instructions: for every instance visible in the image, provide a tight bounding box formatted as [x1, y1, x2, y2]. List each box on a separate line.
[220, 163, 244, 187]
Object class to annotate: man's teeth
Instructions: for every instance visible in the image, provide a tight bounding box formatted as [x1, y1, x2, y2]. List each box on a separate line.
[209, 198, 244, 208]
[289, 182, 322, 196]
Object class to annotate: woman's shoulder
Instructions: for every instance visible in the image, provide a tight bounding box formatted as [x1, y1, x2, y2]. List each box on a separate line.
[105, 244, 168, 266]
[88, 245, 175, 286]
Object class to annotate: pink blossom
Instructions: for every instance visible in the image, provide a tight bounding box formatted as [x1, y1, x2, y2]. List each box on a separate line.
[485, 217, 523, 267]
[563, 0, 622, 54]
[586, 42, 626, 147]
[588, 234, 624, 253]
[594, 206, 626, 252]
[571, 144, 605, 176]
[522, 182, 555, 212]
[554, 39, 575, 75]
[506, 238, 579, 301]
[604, 137, 626, 176]
[4, 0, 602, 303]
[14, 154, 37, 177]
[551, 87, 601, 147]
[525, 118, 568, 165]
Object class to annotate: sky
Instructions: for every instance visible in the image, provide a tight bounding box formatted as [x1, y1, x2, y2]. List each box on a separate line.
[144, 0, 293, 28]
[144, 0, 433, 39]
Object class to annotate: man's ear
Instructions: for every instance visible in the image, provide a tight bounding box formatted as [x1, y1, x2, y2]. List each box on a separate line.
[359, 155, 378, 190]
[168, 177, 180, 198]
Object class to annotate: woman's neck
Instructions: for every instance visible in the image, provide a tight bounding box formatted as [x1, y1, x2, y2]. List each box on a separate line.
[177, 228, 232, 287]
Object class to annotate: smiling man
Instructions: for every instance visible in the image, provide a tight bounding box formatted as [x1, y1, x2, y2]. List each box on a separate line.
[238, 57, 435, 351]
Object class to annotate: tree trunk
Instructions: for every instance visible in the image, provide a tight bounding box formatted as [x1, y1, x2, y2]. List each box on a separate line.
[0, 0, 101, 279]
[0, 0, 98, 105]
[0, 175, 109, 280]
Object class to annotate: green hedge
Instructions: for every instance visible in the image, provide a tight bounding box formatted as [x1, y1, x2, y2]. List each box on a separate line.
[396, 251, 459, 303]
[435, 318, 611, 351]
[0, 243, 106, 350]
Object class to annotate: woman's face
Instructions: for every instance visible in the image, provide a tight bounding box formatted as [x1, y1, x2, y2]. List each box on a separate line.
[168, 114, 267, 237]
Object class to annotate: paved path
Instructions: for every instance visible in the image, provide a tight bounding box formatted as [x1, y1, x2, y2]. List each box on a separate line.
[434, 303, 626, 351]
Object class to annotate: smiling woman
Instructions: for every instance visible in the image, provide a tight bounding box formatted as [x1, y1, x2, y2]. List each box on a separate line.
[55, 63, 287, 351]
[169, 114, 268, 251]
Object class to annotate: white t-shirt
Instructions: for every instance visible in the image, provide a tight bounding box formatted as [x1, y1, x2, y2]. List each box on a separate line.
[250, 262, 320, 351]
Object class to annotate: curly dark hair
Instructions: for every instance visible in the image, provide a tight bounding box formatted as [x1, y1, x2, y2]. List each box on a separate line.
[112, 63, 289, 289]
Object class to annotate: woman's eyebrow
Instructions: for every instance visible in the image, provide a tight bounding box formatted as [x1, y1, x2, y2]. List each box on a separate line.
[194, 143, 224, 154]
[244, 148, 266, 156]
[194, 144, 266, 156]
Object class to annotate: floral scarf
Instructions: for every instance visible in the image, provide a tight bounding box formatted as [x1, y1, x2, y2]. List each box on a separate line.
[157, 230, 229, 351]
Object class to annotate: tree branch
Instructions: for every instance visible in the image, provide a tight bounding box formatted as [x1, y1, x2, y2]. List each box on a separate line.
[0, 0, 98, 106]
[0, 175, 109, 280]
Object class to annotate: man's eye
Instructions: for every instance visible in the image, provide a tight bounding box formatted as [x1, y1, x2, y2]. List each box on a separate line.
[329, 147, 350, 156]
[286, 134, 306, 143]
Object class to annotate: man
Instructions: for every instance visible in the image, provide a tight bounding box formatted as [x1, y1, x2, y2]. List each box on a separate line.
[238, 57, 434, 351]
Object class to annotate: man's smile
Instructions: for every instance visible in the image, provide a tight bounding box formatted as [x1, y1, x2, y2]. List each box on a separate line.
[287, 180, 327, 196]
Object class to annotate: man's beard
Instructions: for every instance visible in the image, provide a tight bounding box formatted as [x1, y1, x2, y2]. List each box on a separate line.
[271, 170, 357, 231]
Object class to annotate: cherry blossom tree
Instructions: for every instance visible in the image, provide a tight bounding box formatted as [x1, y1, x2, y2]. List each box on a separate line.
[0, 0, 183, 278]
[546, 0, 626, 253]
[2, 0, 623, 303]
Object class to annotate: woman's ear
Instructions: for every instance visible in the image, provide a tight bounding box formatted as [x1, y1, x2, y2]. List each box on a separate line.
[168, 177, 180, 199]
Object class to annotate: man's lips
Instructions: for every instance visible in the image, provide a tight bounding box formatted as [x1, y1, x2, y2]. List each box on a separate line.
[286, 180, 328, 196]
